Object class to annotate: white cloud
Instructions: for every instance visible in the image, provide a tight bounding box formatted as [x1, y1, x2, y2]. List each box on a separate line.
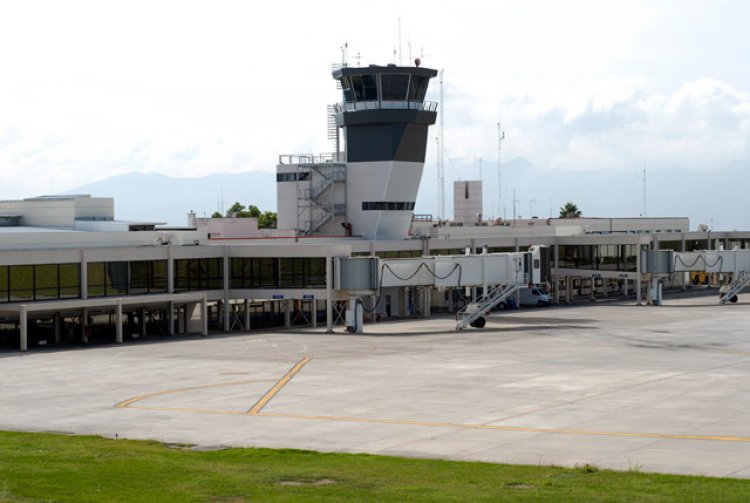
[1, 1, 749, 199]
[438, 77, 750, 174]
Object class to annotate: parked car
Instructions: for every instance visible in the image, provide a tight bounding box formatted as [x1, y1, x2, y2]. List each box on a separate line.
[519, 286, 553, 306]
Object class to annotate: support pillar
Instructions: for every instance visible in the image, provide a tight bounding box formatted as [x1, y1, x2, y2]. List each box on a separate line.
[244, 299, 251, 331]
[178, 305, 187, 333]
[54, 312, 61, 344]
[115, 301, 123, 344]
[223, 300, 230, 333]
[201, 295, 208, 336]
[82, 308, 88, 343]
[284, 300, 292, 328]
[326, 251, 333, 333]
[168, 301, 175, 335]
[636, 251, 643, 305]
[139, 307, 146, 337]
[80, 251, 88, 300]
[553, 245, 560, 304]
[222, 250, 230, 332]
[312, 299, 318, 328]
[20, 305, 28, 352]
[423, 287, 431, 318]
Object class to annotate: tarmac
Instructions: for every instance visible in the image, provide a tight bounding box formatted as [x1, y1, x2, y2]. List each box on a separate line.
[2, 295, 750, 478]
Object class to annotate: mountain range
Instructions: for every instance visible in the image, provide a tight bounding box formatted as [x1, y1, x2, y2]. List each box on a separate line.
[67, 157, 750, 231]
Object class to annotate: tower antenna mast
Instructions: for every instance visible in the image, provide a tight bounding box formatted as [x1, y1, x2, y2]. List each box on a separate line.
[438, 69, 445, 220]
[497, 121, 505, 221]
[642, 165, 647, 218]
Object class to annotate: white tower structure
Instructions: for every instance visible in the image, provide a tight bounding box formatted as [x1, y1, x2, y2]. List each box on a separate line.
[276, 63, 438, 240]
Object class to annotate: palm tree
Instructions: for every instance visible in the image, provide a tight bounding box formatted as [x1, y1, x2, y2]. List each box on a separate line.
[559, 202, 582, 218]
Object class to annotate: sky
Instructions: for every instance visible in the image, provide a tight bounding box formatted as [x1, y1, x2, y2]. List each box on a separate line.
[1, 1, 749, 225]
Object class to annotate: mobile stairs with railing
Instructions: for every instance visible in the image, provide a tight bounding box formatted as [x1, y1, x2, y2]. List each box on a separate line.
[720, 271, 750, 304]
[456, 284, 519, 330]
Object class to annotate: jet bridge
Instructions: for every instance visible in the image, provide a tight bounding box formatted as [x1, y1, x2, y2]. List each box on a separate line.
[642, 249, 750, 304]
[335, 246, 550, 331]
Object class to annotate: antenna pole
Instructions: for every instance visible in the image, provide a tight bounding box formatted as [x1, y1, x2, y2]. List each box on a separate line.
[497, 121, 505, 221]
[438, 69, 445, 221]
[642, 165, 647, 217]
[398, 18, 402, 65]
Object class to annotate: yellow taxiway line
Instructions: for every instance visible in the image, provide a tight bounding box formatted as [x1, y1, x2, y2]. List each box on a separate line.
[248, 357, 312, 414]
[116, 355, 750, 444]
[114, 378, 274, 409]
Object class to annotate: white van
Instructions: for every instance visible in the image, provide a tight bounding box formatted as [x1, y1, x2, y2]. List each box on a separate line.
[518, 286, 553, 306]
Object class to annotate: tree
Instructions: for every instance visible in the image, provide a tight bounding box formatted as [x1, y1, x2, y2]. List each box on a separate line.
[223, 202, 261, 219]
[559, 202, 582, 218]
[258, 211, 277, 229]
[212, 201, 276, 228]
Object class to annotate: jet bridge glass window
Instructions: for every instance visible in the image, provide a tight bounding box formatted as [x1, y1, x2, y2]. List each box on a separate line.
[350, 74, 378, 101]
[380, 74, 410, 100]
[408, 75, 429, 101]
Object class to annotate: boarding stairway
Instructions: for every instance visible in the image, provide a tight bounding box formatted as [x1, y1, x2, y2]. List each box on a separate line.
[720, 271, 750, 304]
[456, 284, 520, 330]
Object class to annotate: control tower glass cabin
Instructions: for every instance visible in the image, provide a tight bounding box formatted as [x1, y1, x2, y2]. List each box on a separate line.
[332, 64, 438, 240]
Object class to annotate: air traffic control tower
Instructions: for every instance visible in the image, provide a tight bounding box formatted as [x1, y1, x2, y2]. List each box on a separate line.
[276, 63, 438, 240]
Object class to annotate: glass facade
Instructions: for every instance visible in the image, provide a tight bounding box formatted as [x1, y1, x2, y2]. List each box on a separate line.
[88, 260, 166, 297]
[0, 264, 81, 303]
[174, 258, 223, 292]
[230, 257, 325, 289]
[341, 73, 429, 103]
[559, 244, 639, 272]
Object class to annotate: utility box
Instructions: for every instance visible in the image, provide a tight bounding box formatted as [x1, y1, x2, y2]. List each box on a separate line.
[641, 250, 675, 274]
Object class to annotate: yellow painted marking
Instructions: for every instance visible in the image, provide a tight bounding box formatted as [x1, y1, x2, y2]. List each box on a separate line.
[259, 411, 750, 443]
[248, 357, 312, 415]
[124, 405, 248, 415]
[116, 356, 750, 444]
[114, 379, 274, 409]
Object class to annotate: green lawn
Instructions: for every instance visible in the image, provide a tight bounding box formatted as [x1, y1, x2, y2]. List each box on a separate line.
[0, 430, 748, 502]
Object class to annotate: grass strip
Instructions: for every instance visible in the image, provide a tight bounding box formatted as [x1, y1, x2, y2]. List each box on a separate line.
[0, 430, 748, 502]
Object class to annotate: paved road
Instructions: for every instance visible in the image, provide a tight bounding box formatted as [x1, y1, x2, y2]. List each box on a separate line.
[2, 297, 750, 478]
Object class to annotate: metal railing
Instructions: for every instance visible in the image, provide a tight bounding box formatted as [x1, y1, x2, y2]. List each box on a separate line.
[278, 152, 346, 165]
[333, 100, 438, 113]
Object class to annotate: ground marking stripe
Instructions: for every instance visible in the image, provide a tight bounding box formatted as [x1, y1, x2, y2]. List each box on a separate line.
[247, 357, 312, 415]
[124, 405, 248, 415]
[258, 412, 750, 443]
[115, 355, 750, 443]
[114, 379, 275, 409]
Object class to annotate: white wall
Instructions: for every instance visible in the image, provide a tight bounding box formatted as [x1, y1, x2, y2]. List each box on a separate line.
[453, 181, 483, 226]
[346, 160, 423, 240]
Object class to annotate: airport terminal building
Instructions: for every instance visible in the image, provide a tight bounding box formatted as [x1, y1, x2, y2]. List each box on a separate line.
[3, 64, 750, 351]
